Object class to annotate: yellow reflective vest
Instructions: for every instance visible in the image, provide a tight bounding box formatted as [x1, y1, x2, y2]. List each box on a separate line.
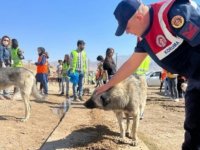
[134, 56, 151, 76]
[62, 62, 70, 77]
[71, 50, 87, 73]
[11, 48, 23, 67]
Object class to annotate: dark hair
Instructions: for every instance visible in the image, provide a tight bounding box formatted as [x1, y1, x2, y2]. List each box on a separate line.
[58, 60, 62, 63]
[104, 48, 116, 69]
[64, 54, 70, 65]
[1, 35, 10, 45]
[106, 48, 114, 56]
[64, 54, 70, 60]
[38, 47, 45, 53]
[97, 55, 104, 61]
[11, 39, 18, 49]
[77, 40, 85, 46]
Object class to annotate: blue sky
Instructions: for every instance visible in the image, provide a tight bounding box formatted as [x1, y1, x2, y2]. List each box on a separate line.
[0, 0, 157, 62]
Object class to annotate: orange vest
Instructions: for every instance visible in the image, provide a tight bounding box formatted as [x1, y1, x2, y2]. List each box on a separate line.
[161, 69, 167, 81]
[37, 54, 48, 74]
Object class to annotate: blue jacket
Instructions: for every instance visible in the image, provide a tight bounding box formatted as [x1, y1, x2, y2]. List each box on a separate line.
[0, 45, 11, 66]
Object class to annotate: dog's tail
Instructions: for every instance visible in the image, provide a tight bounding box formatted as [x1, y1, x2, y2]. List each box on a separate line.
[32, 82, 45, 101]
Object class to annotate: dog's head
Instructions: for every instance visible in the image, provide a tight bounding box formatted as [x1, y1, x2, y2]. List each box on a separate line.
[84, 92, 111, 109]
[84, 85, 126, 110]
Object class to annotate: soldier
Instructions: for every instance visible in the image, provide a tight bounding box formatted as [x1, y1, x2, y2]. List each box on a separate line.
[96, 0, 200, 149]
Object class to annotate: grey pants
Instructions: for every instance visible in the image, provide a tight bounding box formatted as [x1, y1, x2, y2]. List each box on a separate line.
[61, 77, 69, 95]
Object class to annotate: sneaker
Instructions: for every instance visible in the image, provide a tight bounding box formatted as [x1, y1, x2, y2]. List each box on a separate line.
[59, 92, 64, 96]
[73, 96, 80, 102]
[174, 98, 180, 102]
[79, 96, 84, 101]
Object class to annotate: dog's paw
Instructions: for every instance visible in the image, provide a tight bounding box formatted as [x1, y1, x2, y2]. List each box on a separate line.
[130, 140, 138, 146]
[114, 137, 129, 144]
[126, 132, 132, 139]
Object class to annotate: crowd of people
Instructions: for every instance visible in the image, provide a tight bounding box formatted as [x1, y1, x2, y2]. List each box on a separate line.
[55, 44, 118, 101]
[0, 36, 117, 102]
[0, 35, 89, 102]
[0, 36, 92, 102]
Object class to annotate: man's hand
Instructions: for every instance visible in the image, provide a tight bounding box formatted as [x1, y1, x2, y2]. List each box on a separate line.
[95, 52, 147, 96]
[95, 84, 111, 96]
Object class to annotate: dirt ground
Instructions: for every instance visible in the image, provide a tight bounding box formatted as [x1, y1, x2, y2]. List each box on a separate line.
[139, 87, 185, 150]
[0, 84, 66, 150]
[41, 98, 149, 150]
[0, 83, 185, 150]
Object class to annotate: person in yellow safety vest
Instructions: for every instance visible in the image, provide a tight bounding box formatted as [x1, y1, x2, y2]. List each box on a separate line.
[60, 54, 70, 98]
[11, 39, 24, 68]
[134, 55, 151, 76]
[70, 40, 87, 102]
[133, 55, 150, 120]
[11, 39, 25, 100]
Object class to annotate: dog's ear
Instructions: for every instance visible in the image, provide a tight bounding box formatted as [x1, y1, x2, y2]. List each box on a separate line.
[100, 95, 110, 106]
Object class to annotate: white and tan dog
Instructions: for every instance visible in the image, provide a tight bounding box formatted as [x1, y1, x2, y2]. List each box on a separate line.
[84, 76, 147, 146]
[0, 67, 44, 121]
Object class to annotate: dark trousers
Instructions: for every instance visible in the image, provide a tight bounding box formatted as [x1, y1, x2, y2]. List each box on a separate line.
[168, 77, 178, 99]
[160, 80, 164, 92]
[182, 79, 200, 150]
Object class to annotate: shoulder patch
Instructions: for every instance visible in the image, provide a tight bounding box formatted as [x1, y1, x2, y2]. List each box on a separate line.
[156, 35, 167, 48]
[171, 15, 185, 29]
[180, 21, 200, 41]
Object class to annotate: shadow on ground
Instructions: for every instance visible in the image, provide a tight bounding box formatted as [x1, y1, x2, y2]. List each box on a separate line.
[41, 125, 119, 150]
[0, 115, 20, 121]
[0, 116, 8, 120]
[31, 99, 61, 105]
